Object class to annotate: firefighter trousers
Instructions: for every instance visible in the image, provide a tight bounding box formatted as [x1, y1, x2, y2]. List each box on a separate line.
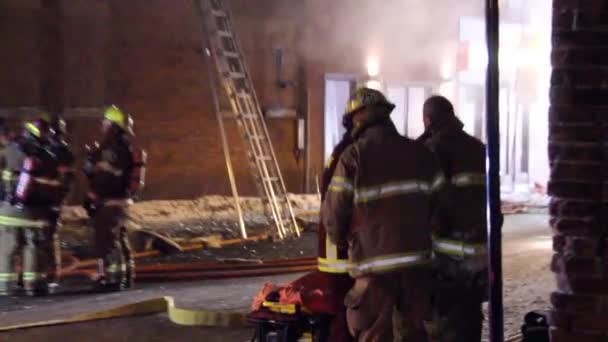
[344, 268, 432, 342]
[45, 209, 61, 283]
[0, 226, 50, 294]
[92, 204, 133, 286]
[429, 279, 484, 342]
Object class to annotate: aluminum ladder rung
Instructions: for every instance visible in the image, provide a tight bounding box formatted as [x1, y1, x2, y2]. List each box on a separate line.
[223, 51, 239, 58]
[211, 9, 227, 18]
[217, 30, 233, 38]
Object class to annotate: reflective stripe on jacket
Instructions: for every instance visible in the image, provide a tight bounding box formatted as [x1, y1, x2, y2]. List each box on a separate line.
[432, 236, 487, 258]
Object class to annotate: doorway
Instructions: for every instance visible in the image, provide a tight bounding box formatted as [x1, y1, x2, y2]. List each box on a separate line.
[324, 75, 356, 161]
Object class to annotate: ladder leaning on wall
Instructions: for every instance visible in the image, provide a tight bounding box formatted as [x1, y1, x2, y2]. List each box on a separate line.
[194, 0, 300, 239]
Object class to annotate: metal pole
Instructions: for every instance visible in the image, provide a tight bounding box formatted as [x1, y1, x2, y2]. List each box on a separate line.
[485, 0, 504, 341]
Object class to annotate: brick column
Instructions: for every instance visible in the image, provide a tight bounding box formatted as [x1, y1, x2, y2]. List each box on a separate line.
[549, 1, 608, 341]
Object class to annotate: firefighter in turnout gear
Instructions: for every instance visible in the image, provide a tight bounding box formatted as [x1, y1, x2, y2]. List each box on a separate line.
[0, 122, 12, 202]
[418, 95, 488, 342]
[46, 116, 75, 285]
[322, 88, 443, 341]
[84, 105, 141, 292]
[317, 121, 355, 342]
[0, 116, 61, 296]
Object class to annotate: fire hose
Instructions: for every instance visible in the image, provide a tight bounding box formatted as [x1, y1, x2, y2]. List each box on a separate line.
[0, 256, 318, 332]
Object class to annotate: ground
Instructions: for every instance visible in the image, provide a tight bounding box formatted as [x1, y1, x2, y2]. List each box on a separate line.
[0, 213, 552, 341]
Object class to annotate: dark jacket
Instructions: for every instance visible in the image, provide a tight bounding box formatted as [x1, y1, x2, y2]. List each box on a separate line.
[317, 133, 352, 273]
[85, 136, 134, 202]
[418, 117, 487, 274]
[322, 119, 442, 277]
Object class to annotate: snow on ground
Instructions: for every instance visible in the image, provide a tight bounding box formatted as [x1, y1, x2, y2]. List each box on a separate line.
[483, 214, 553, 339]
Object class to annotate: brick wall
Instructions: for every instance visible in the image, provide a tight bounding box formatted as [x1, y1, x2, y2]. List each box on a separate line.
[549, 0, 608, 340]
[0, 0, 466, 200]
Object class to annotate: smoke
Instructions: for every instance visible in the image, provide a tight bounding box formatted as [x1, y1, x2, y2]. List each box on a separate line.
[297, 0, 483, 80]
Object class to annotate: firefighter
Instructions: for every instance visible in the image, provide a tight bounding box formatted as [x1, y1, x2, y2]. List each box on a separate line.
[46, 116, 75, 285]
[84, 105, 140, 291]
[0, 116, 60, 296]
[0, 122, 12, 201]
[322, 87, 443, 341]
[317, 122, 354, 342]
[418, 95, 488, 342]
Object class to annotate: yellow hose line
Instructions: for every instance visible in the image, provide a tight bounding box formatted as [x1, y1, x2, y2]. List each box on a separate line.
[0, 296, 247, 332]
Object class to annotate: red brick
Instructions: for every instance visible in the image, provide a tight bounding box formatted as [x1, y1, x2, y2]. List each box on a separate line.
[550, 327, 603, 342]
[548, 142, 608, 162]
[550, 309, 608, 333]
[551, 162, 604, 182]
[550, 200, 608, 217]
[548, 180, 604, 200]
[553, 30, 608, 48]
[551, 253, 608, 277]
[551, 292, 602, 315]
[551, 86, 608, 106]
[553, 12, 608, 31]
[549, 105, 608, 124]
[553, 1, 608, 11]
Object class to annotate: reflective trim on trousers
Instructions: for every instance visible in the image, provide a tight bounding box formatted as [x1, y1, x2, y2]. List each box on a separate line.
[317, 257, 351, 274]
[0, 216, 50, 229]
[451, 173, 486, 187]
[2, 170, 17, 181]
[22, 272, 47, 282]
[349, 251, 432, 277]
[106, 263, 127, 274]
[0, 272, 18, 282]
[103, 199, 134, 207]
[433, 238, 488, 258]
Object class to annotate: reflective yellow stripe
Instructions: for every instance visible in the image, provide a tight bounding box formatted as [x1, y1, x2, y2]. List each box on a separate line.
[328, 176, 353, 193]
[262, 301, 297, 314]
[106, 263, 127, 273]
[451, 173, 486, 187]
[22, 272, 46, 281]
[433, 237, 487, 258]
[0, 216, 49, 228]
[317, 257, 351, 274]
[0, 273, 18, 282]
[349, 251, 431, 277]
[2, 170, 17, 181]
[355, 180, 432, 203]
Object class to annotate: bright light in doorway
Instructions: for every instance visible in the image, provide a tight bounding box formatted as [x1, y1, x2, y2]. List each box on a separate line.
[440, 59, 454, 80]
[366, 56, 380, 77]
[365, 80, 383, 91]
